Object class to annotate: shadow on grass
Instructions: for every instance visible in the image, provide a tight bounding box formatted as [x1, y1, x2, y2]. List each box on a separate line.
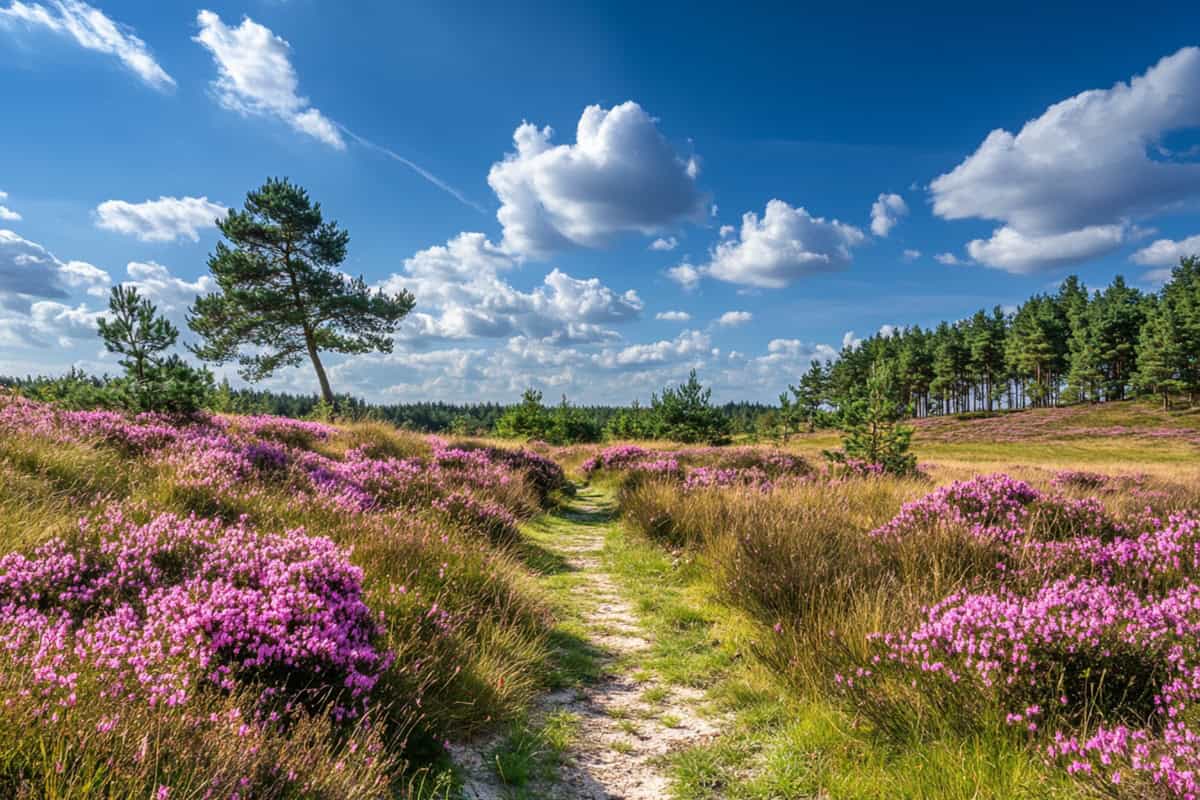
[516, 539, 575, 576]
[546, 627, 605, 687]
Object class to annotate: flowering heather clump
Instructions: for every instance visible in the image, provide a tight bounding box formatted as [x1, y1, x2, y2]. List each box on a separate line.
[855, 473, 1200, 796]
[0, 508, 390, 718]
[0, 397, 561, 794]
[432, 490, 522, 546]
[582, 443, 812, 484]
[683, 466, 773, 493]
[870, 474, 1041, 543]
[581, 444, 654, 476]
[0, 395, 188, 453]
[432, 440, 567, 503]
[870, 578, 1170, 718]
[869, 473, 1126, 545]
[1050, 469, 1112, 492]
[229, 414, 336, 448]
[869, 576, 1200, 797]
[300, 448, 431, 513]
[829, 457, 886, 480]
[630, 458, 683, 476]
[1023, 512, 1200, 590]
[488, 446, 569, 501]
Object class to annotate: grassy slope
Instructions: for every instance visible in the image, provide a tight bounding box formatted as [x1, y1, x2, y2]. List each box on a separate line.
[585, 405, 1200, 798]
[601, 495, 1082, 800]
[774, 399, 1200, 471]
[0, 417, 570, 798]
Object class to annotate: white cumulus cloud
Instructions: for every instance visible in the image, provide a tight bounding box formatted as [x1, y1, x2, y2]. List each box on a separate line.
[379, 232, 642, 344]
[0, 0, 174, 90]
[487, 101, 707, 259]
[870, 192, 908, 237]
[655, 310, 690, 322]
[0, 229, 109, 304]
[95, 196, 227, 242]
[716, 310, 753, 327]
[902, 248, 921, 262]
[931, 47, 1200, 272]
[966, 224, 1126, 274]
[688, 199, 865, 289]
[1131, 234, 1200, 267]
[0, 190, 20, 221]
[194, 10, 344, 149]
[649, 236, 678, 251]
[595, 329, 710, 368]
[666, 262, 702, 291]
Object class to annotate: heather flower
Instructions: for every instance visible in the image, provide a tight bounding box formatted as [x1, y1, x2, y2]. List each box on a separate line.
[0, 509, 390, 718]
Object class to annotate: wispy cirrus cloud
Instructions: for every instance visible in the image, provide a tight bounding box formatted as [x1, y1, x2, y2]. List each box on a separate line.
[0, 0, 174, 90]
[193, 10, 483, 213]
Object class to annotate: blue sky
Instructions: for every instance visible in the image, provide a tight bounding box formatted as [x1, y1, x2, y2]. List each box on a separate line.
[2, 1, 1199, 403]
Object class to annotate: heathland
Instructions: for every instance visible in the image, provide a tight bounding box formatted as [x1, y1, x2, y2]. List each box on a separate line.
[2, 394, 1200, 799]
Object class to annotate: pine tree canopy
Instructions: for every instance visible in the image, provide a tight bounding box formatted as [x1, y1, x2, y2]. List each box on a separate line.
[188, 178, 415, 404]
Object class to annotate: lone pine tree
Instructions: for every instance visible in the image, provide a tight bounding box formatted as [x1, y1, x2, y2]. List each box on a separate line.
[188, 178, 415, 405]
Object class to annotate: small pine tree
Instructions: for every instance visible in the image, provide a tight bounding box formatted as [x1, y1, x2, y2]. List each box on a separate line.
[97, 285, 212, 413]
[789, 359, 828, 432]
[97, 285, 178, 381]
[828, 359, 916, 474]
[604, 400, 655, 440]
[650, 370, 731, 444]
[546, 395, 602, 444]
[494, 388, 552, 440]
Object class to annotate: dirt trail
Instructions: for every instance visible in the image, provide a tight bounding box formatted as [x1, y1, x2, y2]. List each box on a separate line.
[451, 489, 720, 799]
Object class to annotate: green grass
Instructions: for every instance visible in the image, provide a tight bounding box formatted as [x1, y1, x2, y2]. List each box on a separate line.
[597, 487, 1084, 800]
[489, 710, 581, 794]
[518, 503, 609, 689]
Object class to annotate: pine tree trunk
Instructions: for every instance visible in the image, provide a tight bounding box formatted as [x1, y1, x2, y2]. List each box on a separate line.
[304, 331, 335, 406]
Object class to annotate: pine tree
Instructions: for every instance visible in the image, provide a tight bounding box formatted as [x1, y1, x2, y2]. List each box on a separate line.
[789, 359, 828, 431]
[829, 358, 916, 475]
[931, 322, 967, 413]
[1133, 298, 1184, 410]
[1093, 276, 1144, 400]
[1162, 257, 1200, 401]
[98, 285, 178, 382]
[188, 178, 415, 405]
[495, 388, 551, 439]
[1066, 301, 1105, 402]
[97, 285, 213, 413]
[651, 370, 731, 444]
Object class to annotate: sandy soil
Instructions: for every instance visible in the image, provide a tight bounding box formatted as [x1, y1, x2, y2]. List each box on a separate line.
[449, 497, 721, 799]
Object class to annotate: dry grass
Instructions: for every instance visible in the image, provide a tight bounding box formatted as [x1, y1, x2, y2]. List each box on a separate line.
[0, 416, 562, 798]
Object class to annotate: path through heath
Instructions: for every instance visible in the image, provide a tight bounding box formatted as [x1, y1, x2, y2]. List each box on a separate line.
[451, 487, 720, 799]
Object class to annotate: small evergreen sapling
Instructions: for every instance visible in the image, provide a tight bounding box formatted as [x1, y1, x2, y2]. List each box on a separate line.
[97, 285, 177, 382]
[97, 285, 213, 412]
[826, 358, 917, 475]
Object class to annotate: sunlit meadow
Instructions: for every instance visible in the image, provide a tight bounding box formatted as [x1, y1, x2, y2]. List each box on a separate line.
[6, 391, 1200, 798]
[0, 392, 568, 798]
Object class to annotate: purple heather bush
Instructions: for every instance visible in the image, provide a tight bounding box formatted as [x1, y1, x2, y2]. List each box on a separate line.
[850, 475, 1200, 797]
[617, 442, 1200, 797]
[0, 396, 558, 796]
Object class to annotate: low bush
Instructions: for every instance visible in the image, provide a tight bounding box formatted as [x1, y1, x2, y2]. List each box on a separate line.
[0, 395, 560, 795]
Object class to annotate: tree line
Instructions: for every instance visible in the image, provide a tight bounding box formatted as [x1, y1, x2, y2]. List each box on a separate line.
[5, 176, 1195, 442]
[766, 256, 1200, 438]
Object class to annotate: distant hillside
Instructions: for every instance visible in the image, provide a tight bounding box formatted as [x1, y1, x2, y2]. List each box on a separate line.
[911, 400, 1200, 444]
